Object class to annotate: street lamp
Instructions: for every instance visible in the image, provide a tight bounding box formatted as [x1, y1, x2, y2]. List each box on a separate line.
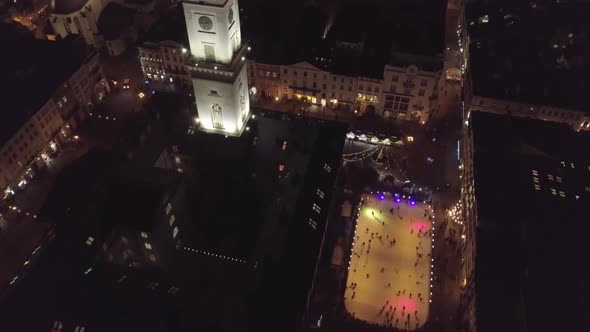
[138, 92, 145, 99]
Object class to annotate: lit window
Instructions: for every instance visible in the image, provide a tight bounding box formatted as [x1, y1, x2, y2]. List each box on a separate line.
[85, 236, 94, 246]
[141, 232, 148, 238]
[308, 218, 317, 230]
[533, 177, 539, 183]
[532, 169, 538, 176]
[556, 176, 562, 183]
[548, 174, 554, 180]
[570, 163, 575, 169]
[175, 156, 181, 164]
[534, 184, 541, 190]
[316, 189, 325, 199]
[177, 168, 183, 173]
[559, 191, 566, 198]
[324, 163, 332, 172]
[173, 226, 179, 239]
[165, 202, 172, 215]
[279, 164, 285, 172]
[282, 141, 287, 151]
[144, 242, 152, 250]
[169, 214, 175, 226]
[312, 203, 321, 213]
[550, 188, 557, 195]
[149, 254, 157, 262]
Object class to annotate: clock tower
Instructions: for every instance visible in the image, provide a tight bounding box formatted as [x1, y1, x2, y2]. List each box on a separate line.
[183, 0, 251, 136]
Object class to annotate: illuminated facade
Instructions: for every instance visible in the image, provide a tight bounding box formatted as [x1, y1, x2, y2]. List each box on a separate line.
[1, 38, 109, 199]
[465, 95, 590, 132]
[50, 0, 103, 45]
[248, 60, 439, 121]
[138, 41, 192, 91]
[183, 0, 250, 136]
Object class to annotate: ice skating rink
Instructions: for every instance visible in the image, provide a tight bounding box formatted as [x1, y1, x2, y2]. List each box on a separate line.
[344, 194, 433, 330]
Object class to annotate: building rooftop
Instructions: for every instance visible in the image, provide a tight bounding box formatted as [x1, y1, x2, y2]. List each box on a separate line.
[2, 93, 347, 331]
[0, 22, 91, 147]
[51, 0, 88, 15]
[470, 111, 590, 332]
[97, 2, 134, 41]
[139, 3, 188, 45]
[243, 0, 444, 78]
[466, 0, 590, 111]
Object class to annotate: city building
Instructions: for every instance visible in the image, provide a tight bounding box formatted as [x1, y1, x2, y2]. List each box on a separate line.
[1, 96, 347, 331]
[0, 24, 108, 199]
[138, 41, 192, 90]
[459, 111, 590, 332]
[183, 0, 251, 136]
[380, 53, 441, 122]
[463, 0, 590, 132]
[49, 0, 104, 45]
[247, 55, 441, 122]
[135, 0, 444, 123]
[96, 2, 137, 56]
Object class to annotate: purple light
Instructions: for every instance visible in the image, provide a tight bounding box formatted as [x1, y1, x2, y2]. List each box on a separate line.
[410, 200, 416, 206]
[395, 198, 401, 203]
[380, 196, 385, 200]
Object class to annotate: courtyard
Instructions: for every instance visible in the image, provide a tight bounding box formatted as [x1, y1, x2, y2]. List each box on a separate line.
[344, 193, 434, 330]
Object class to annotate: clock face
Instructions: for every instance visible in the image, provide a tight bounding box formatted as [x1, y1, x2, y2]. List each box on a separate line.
[198, 16, 213, 31]
[228, 8, 234, 24]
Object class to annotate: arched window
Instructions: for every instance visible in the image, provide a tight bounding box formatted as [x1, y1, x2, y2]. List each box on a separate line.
[211, 104, 224, 129]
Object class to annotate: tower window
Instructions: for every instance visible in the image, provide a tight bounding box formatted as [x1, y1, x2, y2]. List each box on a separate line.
[211, 104, 224, 129]
[282, 141, 287, 150]
[308, 218, 317, 230]
[316, 189, 325, 199]
[312, 203, 321, 213]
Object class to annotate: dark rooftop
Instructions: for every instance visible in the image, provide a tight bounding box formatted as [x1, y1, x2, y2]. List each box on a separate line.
[243, 0, 444, 78]
[140, 4, 188, 45]
[466, 0, 590, 110]
[97, 2, 134, 41]
[471, 111, 590, 332]
[51, 0, 88, 15]
[0, 22, 91, 147]
[2, 92, 347, 331]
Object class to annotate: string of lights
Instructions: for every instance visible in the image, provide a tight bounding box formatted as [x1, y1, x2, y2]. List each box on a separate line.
[343, 145, 384, 162]
[5, 205, 38, 219]
[183, 246, 248, 265]
[88, 112, 117, 121]
[342, 144, 382, 158]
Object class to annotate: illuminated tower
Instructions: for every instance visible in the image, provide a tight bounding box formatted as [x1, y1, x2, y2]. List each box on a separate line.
[183, 0, 251, 136]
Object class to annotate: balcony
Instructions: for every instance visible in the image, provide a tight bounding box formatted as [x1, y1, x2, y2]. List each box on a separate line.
[187, 42, 250, 83]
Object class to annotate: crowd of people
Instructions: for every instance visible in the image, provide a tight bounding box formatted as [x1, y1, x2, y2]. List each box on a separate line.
[344, 195, 435, 330]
